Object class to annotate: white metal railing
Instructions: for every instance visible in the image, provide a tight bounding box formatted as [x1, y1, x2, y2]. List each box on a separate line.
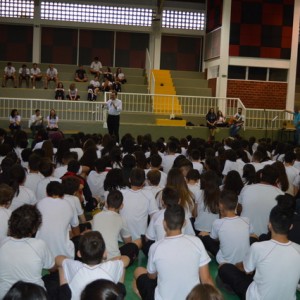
[0, 95, 293, 130]
[0, 98, 105, 122]
[145, 48, 152, 92]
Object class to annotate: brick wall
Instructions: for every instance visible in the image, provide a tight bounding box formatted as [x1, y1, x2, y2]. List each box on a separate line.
[227, 80, 287, 109]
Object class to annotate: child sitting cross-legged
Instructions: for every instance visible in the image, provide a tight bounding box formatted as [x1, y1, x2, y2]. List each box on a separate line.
[55, 231, 129, 300]
[92, 190, 141, 266]
[200, 190, 255, 264]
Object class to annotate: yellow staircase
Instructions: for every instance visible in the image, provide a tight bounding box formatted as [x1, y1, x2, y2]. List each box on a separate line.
[152, 70, 182, 116]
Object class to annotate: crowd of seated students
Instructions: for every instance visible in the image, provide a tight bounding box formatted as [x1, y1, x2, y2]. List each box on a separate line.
[0, 128, 299, 299]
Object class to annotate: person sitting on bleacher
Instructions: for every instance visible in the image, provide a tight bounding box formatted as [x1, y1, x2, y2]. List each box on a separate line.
[114, 67, 127, 84]
[18, 64, 30, 88]
[74, 65, 88, 82]
[87, 75, 100, 101]
[66, 83, 80, 101]
[2, 62, 17, 88]
[44, 64, 58, 89]
[30, 63, 43, 89]
[90, 56, 102, 77]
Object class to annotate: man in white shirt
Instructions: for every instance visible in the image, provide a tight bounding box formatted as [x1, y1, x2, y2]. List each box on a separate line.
[44, 64, 58, 89]
[120, 168, 158, 240]
[28, 109, 44, 138]
[134, 204, 214, 300]
[105, 90, 122, 143]
[219, 195, 300, 300]
[229, 107, 244, 137]
[18, 64, 30, 87]
[30, 63, 43, 89]
[90, 56, 103, 77]
[2, 62, 17, 88]
[239, 165, 284, 237]
[161, 141, 179, 174]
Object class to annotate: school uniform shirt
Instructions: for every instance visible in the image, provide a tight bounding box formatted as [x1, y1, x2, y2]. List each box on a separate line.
[0, 207, 11, 242]
[194, 190, 219, 232]
[244, 240, 300, 300]
[147, 234, 211, 300]
[285, 165, 299, 196]
[24, 172, 44, 196]
[222, 159, 244, 177]
[293, 160, 300, 171]
[62, 258, 123, 300]
[92, 210, 131, 259]
[30, 67, 41, 76]
[145, 169, 167, 187]
[249, 162, 264, 172]
[10, 186, 37, 212]
[64, 194, 84, 218]
[0, 237, 54, 299]
[90, 61, 102, 72]
[239, 184, 284, 236]
[161, 154, 179, 174]
[192, 161, 203, 174]
[210, 216, 253, 264]
[36, 197, 79, 258]
[120, 188, 158, 240]
[4, 66, 15, 76]
[36, 176, 61, 201]
[86, 170, 108, 199]
[46, 68, 58, 77]
[146, 209, 195, 242]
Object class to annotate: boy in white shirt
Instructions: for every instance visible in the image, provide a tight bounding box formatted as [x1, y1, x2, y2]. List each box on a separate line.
[18, 64, 30, 87]
[219, 195, 300, 300]
[190, 149, 204, 174]
[0, 184, 14, 242]
[145, 169, 163, 205]
[145, 154, 167, 187]
[24, 153, 43, 196]
[0, 205, 54, 299]
[86, 157, 109, 200]
[134, 204, 214, 300]
[200, 190, 254, 264]
[92, 190, 140, 265]
[2, 62, 17, 87]
[120, 168, 158, 240]
[55, 231, 129, 300]
[30, 63, 43, 89]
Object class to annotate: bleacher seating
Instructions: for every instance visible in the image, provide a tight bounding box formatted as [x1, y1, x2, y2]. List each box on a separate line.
[0, 62, 148, 101]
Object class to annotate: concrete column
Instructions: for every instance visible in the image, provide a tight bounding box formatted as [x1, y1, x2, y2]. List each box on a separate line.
[151, 19, 162, 70]
[32, 0, 41, 63]
[217, 0, 231, 113]
[286, 0, 300, 111]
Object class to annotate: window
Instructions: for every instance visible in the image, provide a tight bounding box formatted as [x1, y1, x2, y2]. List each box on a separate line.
[269, 68, 288, 82]
[248, 67, 267, 81]
[228, 66, 246, 79]
[0, 0, 34, 18]
[162, 10, 205, 30]
[41, 2, 153, 26]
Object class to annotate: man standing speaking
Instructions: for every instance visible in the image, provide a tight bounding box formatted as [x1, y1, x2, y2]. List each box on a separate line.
[105, 90, 122, 143]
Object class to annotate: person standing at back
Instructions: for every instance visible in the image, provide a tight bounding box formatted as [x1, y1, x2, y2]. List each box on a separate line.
[105, 90, 122, 143]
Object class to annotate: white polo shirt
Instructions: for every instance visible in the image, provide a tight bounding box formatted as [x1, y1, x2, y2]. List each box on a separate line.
[10, 186, 37, 211]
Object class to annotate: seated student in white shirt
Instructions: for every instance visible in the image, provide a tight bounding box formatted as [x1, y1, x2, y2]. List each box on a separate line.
[186, 169, 201, 205]
[161, 141, 179, 175]
[218, 196, 300, 300]
[120, 168, 158, 241]
[200, 190, 255, 265]
[24, 153, 43, 196]
[92, 190, 140, 265]
[284, 151, 299, 196]
[36, 181, 80, 259]
[143, 187, 195, 257]
[190, 149, 204, 174]
[0, 184, 14, 242]
[134, 204, 214, 300]
[53, 152, 78, 179]
[55, 231, 129, 300]
[87, 157, 109, 201]
[144, 169, 163, 203]
[0, 205, 54, 299]
[145, 154, 167, 187]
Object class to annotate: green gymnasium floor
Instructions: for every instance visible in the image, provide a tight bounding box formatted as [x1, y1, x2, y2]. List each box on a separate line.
[124, 252, 300, 300]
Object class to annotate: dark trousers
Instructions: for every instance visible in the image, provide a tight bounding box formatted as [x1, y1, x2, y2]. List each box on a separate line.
[199, 235, 219, 257]
[107, 114, 120, 142]
[218, 263, 254, 300]
[119, 242, 139, 266]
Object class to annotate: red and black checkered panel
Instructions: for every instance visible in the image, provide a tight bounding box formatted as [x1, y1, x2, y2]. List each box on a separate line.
[206, 0, 223, 33]
[229, 0, 294, 59]
[79, 30, 114, 66]
[41, 27, 77, 64]
[160, 35, 201, 71]
[115, 32, 149, 68]
[0, 24, 33, 62]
